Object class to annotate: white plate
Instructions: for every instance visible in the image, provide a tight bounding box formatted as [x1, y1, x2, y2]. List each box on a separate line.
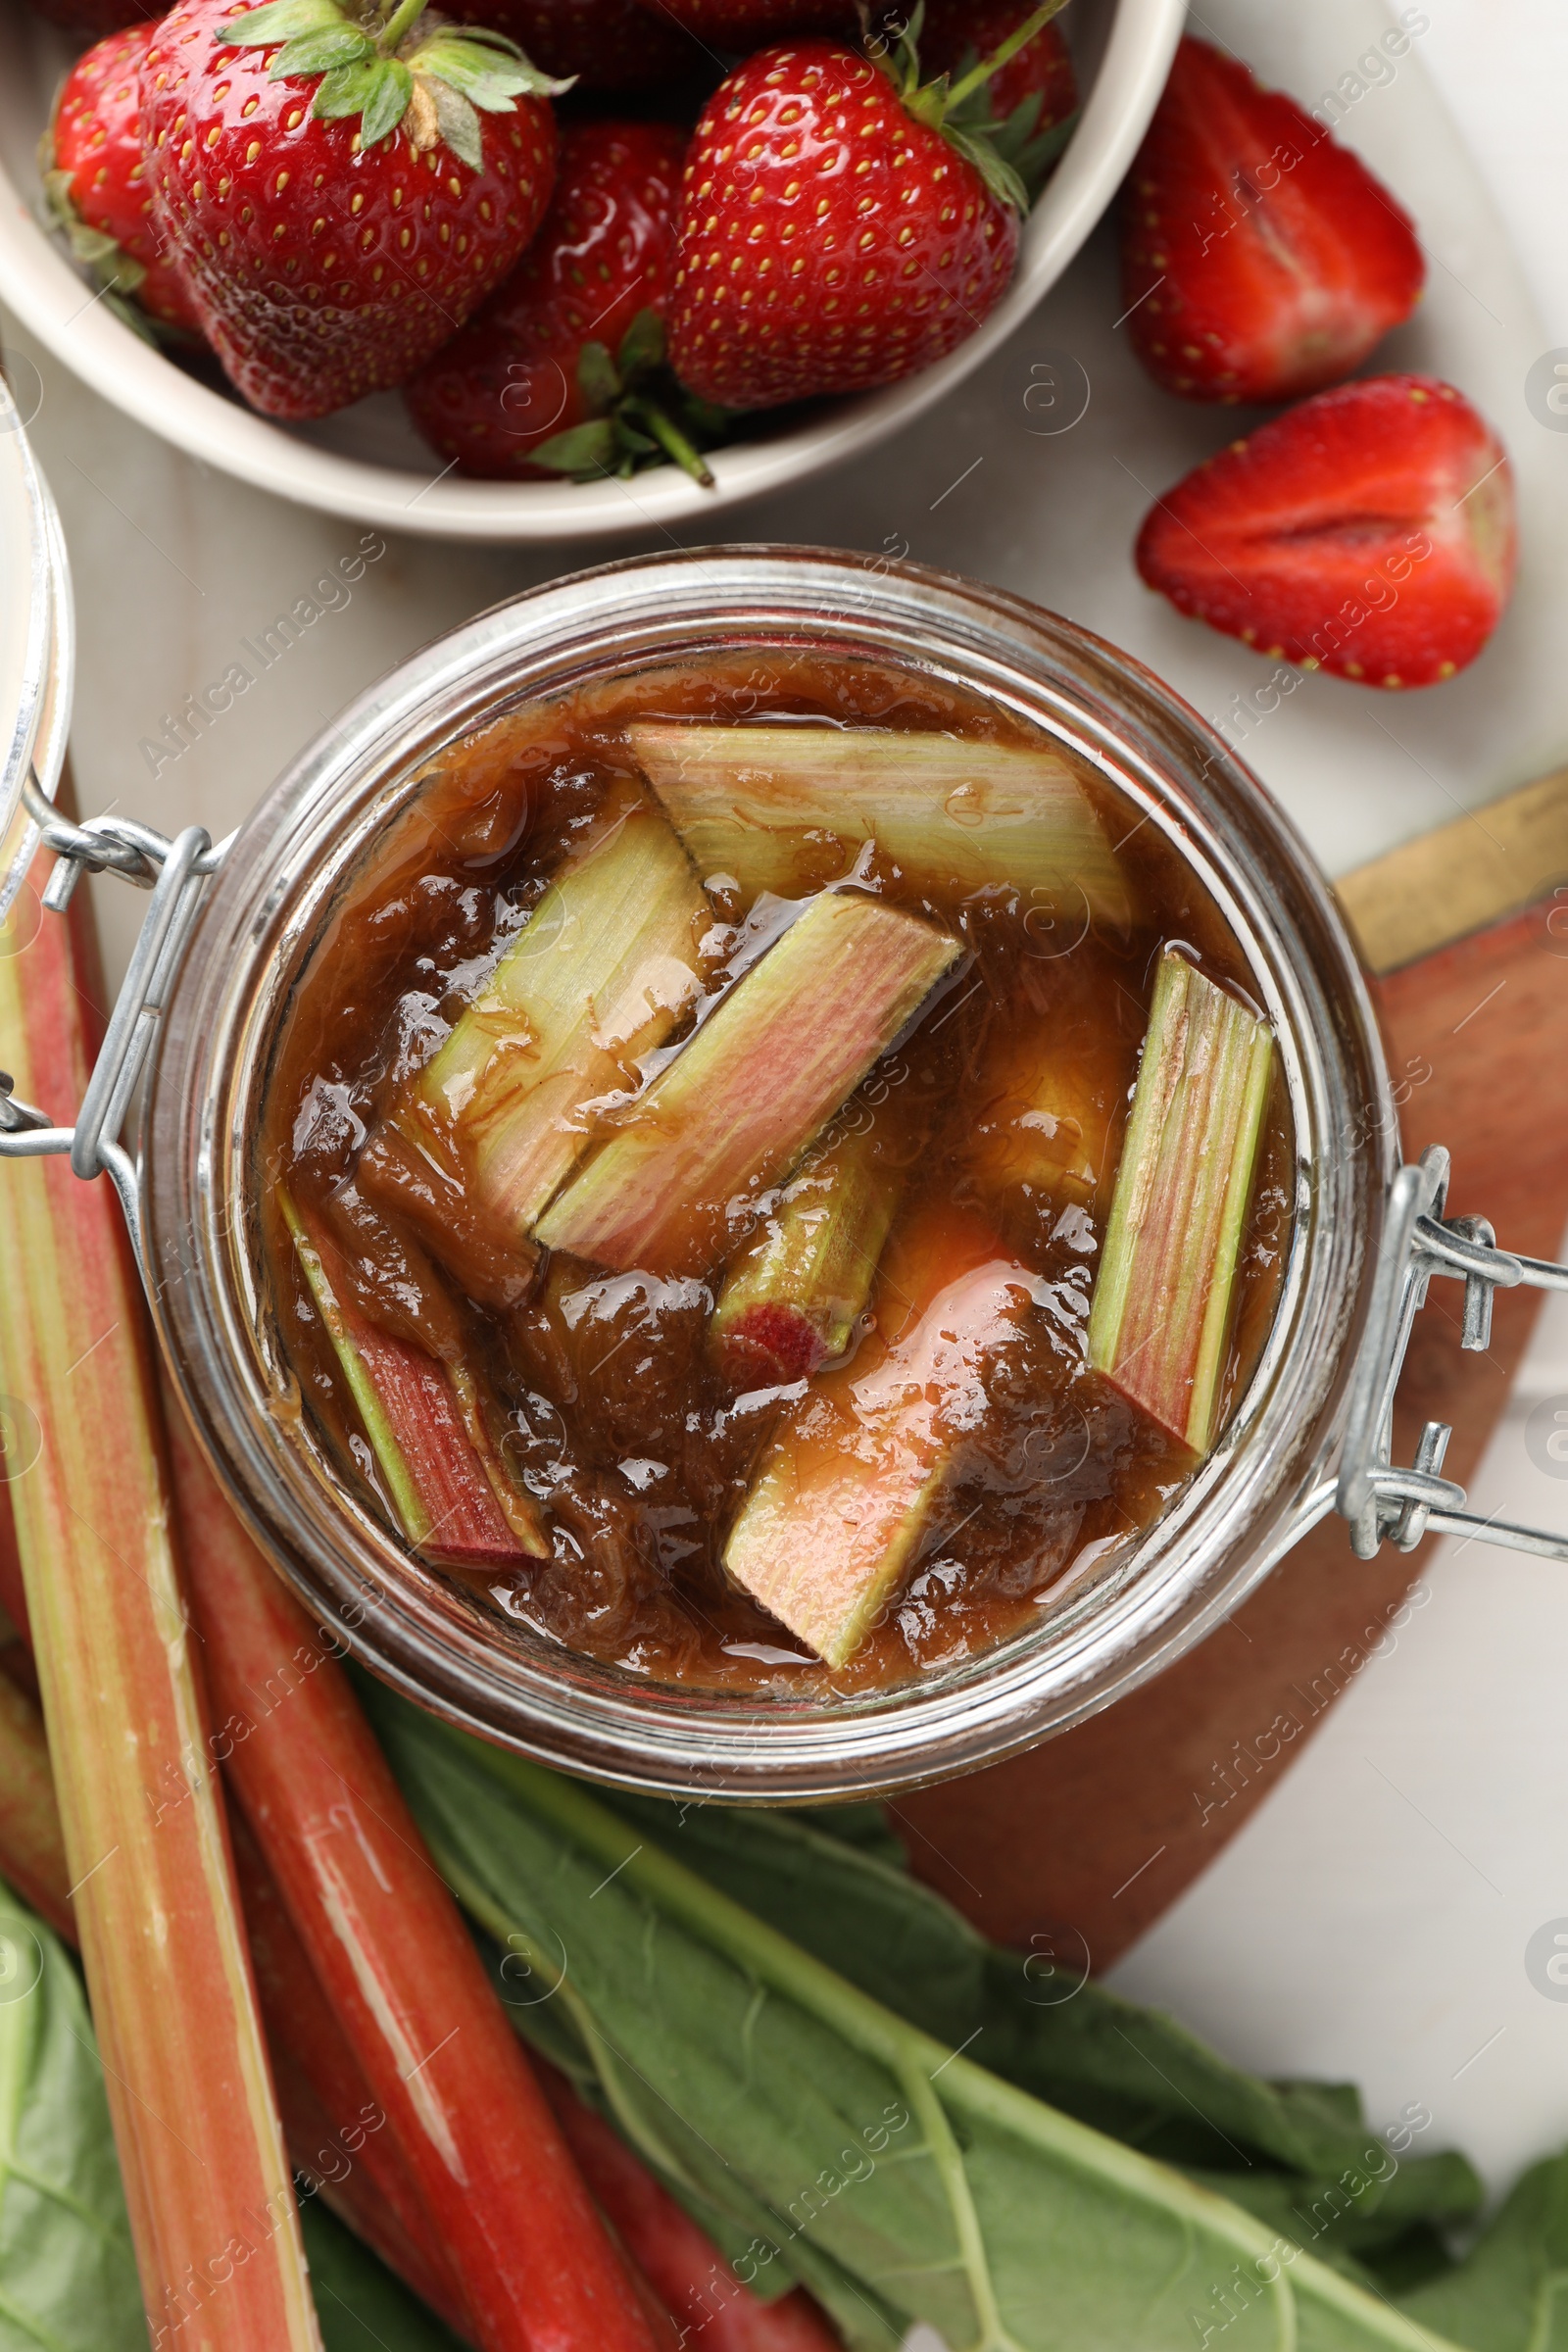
[0, 0, 1183, 540]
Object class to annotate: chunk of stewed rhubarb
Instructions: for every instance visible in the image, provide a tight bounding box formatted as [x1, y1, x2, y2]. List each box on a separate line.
[534, 891, 959, 1277]
[282, 1189, 549, 1565]
[1087, 947, 1274, 1455]
[408, 778, 709, 1245]
[710, 1124, 900, 1389]
[723, 1205, 1044, 1667]
[628, 720, 1131, 923]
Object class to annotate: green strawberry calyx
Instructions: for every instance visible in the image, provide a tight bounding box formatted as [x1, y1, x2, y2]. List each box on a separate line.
[869, 0, 1077, 212]
[37, 128, 198, 350]
[532, 311, 733, 489]
[217, 0, 570, 168]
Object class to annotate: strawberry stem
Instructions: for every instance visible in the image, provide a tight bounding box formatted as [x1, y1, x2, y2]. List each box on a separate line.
[625, 397, 715, 488]
[942, 0, 1069, 114]
[377, 0, 427, 52]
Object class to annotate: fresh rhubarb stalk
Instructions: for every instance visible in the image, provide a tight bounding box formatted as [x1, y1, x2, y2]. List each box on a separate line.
[166, 1401, 664, 2352]
[0, 1613, 469, 2337]
[0, 839, 320, 2351]
[710, 1126, 899, 1388]
[1087, 947, 1274, 1456]
[410, 778, 709, 1241]
[536, 893, 959, 1277]
[628, 721, 1131, 923]
[724, 1206, 1043, 1666]
[0, 1661, 72, 1941]
[230, 1813, 471, 2338]
[536, 2059, 843, 2352]
[0, 1477, 27, 1648]
[282, 1186, 549, 1565]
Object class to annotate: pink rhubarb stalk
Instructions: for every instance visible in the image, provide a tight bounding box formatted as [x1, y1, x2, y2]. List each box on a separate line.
[0, 840, 320, 2351]
[166, 1397, 665, 2352]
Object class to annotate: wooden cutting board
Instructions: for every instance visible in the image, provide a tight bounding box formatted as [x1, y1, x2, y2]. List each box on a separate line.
[903, 767, 1568, 1968]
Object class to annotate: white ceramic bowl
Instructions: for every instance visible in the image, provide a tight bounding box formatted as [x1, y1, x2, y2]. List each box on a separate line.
[0, 0, 1182, 542]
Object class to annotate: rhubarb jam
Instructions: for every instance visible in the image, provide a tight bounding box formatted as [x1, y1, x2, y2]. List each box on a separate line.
[263, 650, 1293, 1695]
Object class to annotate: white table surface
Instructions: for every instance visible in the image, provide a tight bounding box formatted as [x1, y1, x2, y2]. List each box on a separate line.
[1107, 0, 1568, 2205]
[4, 0, 1568, 2219]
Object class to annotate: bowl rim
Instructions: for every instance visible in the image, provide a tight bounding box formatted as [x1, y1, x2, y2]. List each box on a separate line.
[143, 546, 1395, 1801]
[0, 0, 1185, 541]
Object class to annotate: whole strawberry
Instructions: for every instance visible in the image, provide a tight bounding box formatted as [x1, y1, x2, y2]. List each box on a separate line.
[1136, 375, 1515, 688]
[906, 0, 1076, 194]
[452, 0, 697, 92]
[1121, 37, 1424, 404]
[407, 118, 722, 480]
[45, 22, 204, 336]
[629, 0, 852, 42]
[668, 5, 1063, 410]
[139, 0, 562, 418]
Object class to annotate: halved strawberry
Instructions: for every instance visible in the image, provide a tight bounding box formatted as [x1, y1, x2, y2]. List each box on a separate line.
[139, 0, 563, 419]
[667, 5, 1065, 410]
[1121, 36, 1424, 404]
[1135, 374, 1516, 689]
[44, 22, 204, 338]
[405, 118, 724, 481]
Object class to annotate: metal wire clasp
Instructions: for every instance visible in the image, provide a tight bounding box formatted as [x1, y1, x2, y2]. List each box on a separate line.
[1336, 1144, 1568, 1564]
[0, 767, 229, 1256]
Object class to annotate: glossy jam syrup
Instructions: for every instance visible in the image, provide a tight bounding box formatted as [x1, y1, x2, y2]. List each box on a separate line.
[263, 650, 1294, 1695]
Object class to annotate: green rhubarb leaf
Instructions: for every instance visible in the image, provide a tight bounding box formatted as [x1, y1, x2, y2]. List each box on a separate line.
[366, 1693, 1475, 2352]
[300, 2197, 467, 2350]
[0, 1877, 144, 2351]
[576, 338, 621, 416]
[598, 1796, 1483, 2278]
[220, 0, 347, 47]
[531, 417, 617, 475]
[1398, 2148, 1568, 2348]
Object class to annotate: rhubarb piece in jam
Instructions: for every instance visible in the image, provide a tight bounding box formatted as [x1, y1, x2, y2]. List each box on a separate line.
[710, 1124, 900, 1392]
[1087, 948, 1275, 1457]
[534, 891, 958, 1276]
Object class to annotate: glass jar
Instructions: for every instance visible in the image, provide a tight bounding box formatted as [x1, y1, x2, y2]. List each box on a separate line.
[131, 546, 1395, 1801]
[0, 370, 71, 858]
